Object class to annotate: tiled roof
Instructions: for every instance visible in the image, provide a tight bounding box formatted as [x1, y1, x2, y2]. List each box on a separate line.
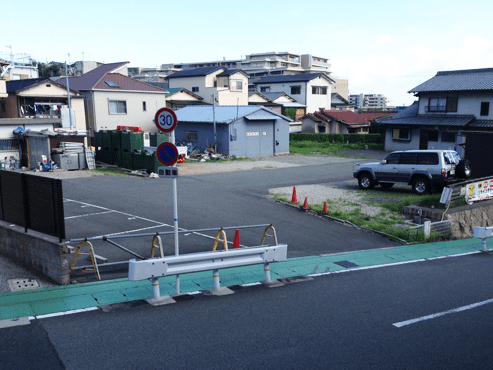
[92, 73, 166, 92]
[56, 62, 129, 90]
[469, 119, 493, 128]
[261, 92, 292, 101]
[386, 101, 419, 119]
[253, 73, 334, 84]
[217, 69, 248, 77]
[409, 67, 493, 93]
[359, 112, 396, 121]
[6, 78, 49, 92]
[379, 114, 475, 127]
[320, 110, 371, 124]
[175, 105, 290, 123]
[165, 87, 202, 100]
[167, 66, 224, 78]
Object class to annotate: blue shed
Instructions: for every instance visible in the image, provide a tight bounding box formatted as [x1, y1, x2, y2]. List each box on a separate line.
[174, 106, 291, 158]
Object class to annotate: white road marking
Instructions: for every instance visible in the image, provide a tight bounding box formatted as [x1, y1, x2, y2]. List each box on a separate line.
[34, 307, 99, 320]
[393, 298, 493, 328]
[65, 210, 116, 219]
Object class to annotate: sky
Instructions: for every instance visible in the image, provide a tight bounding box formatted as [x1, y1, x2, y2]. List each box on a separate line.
[4, 0, 493, 107]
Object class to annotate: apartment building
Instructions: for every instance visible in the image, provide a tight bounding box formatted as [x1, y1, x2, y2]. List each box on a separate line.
[349, 93, 388, 109]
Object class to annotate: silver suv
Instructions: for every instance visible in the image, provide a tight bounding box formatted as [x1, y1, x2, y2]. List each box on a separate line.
[353, 150, 472, 195]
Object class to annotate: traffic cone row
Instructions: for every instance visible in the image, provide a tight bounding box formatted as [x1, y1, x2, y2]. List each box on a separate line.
[291, 186, 297, 203]
[291, 187, 328, 214]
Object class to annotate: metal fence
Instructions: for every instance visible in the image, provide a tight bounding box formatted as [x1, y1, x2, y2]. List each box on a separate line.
[0, 170, 65, 242]
[408, 219, 452, 238]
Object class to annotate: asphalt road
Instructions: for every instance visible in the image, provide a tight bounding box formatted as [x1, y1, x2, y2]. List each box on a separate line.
[3, 252, 493, 369]
[64, 156, 398, 280]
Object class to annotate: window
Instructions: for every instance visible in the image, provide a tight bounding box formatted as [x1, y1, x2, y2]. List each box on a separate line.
[442, 132, 456, 143]
[184, 130, 198, 142]
[224, 79, 229, 88]
[392, 128, 410, 141]
[428, 97, 458, 112]
[260, 86, 270, 93]
[481, 102, 490, 116]
[214, 80, 217, 88]
[384, 152, 400, 164]
[0, 139, 19, 151]
[105, 81, 119, 88]
[428, 130, 439, 142]
[312, 86, 327, 95]
[231, 81, 242, 91]
[417, 152, 438, 165]
[142, 101, 147, 112]
[109, 100, 127, 114]
[291, 85, 301, 95]
[400, 153, 417, 164]
[192, 87, 199, 92]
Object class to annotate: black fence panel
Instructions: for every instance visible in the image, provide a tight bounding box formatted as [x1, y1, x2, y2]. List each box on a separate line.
[0, 171, 65, 242]
[464, 132, 493, 178]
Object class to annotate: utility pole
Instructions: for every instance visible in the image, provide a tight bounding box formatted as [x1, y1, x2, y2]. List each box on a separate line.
[65, 61, 73, 130]
[212, 93, 217, 152]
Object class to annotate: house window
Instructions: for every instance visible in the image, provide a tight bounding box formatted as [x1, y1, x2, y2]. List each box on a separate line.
[427, 97, 458, 112]
[481, 102, 490, 116]
[231, 81, 242, 91]
[260, 86, 270, 93]
[392, 128, 410, 141]
[142, 101, 147, 112]
[442, 132, 456, 143]
[214, 80, 217, 88]
[192, 87, 199, 92]
[183, 130, 198, 142]
[428, 130, 439, 141]
[312, 86, 327, 95]
[291, 85, 301, 95]
[224, 79, 229, 88]
[109, 100, 127, 114]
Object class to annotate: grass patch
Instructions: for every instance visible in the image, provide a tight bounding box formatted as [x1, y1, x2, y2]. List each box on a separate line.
[91, 167, 130, 176]
[289, 141, 384, 156]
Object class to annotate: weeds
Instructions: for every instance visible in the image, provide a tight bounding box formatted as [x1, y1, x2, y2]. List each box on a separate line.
[289, 141, 384, 156]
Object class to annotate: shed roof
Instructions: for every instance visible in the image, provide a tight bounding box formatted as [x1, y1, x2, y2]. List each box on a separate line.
[253, 73, 335, 85]
[6, 77, 82, 96]
[409, 68, 493, 93]
[175, 105, 291, 124]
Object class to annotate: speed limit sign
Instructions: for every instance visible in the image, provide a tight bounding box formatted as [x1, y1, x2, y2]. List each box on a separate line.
[154, 107, 177, 133]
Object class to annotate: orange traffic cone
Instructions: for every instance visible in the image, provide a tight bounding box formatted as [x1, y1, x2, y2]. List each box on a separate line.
[303, 197, 309, 210]
[232, 229, 240, 249]
[323, 201, 328, 214]
[291, 187, 297, 203]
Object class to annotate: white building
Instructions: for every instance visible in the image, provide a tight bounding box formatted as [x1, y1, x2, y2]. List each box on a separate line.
[349, 93, 388, 109]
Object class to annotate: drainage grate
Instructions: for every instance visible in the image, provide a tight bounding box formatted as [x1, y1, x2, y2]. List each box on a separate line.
[334, 261, 360, 269]
[8, 278, 40, 292]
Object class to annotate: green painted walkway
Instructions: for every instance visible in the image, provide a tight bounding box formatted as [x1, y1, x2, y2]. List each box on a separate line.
[0, 238, 484, 321]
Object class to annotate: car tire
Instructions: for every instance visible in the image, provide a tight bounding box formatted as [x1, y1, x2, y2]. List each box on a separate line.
[358, 173, 374, 190]
[456, 159, 472, 179]
[380, 183, 394, 190]
[412, 178, 430, 195]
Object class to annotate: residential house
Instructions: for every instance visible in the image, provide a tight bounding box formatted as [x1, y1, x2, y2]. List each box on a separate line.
[56, 62, 168, 134]
[330, 93, 351, 110]
[253, 73, 335, 113]
[248, 91, 306, 118]
[174, 105, 291, 158]
[167, 67, 249, 106]
[302, 110, 394, 134]
[164, 88, 205, 110]
[378, 67, 493, 156]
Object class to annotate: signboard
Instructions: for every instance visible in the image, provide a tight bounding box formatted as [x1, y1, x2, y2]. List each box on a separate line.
[154, 107, 177, 133]
[439, 187, 453, 204]
[158, 166, 179, 179]
[465, 178, 493, 204]
[156, 142, 179, 166]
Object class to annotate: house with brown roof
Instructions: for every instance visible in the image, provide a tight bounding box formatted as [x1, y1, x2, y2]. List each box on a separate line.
[56, 62, 168, 134]
[302, 110, 394, 134]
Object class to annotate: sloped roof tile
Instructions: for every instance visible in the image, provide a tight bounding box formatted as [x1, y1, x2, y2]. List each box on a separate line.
[409, 68, 493, 93]
[56, 62, 130, 90]
[253, 73, 334, 84]
[167, 66, 224, 78]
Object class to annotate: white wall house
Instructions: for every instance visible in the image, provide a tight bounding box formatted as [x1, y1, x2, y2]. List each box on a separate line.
[253, 73, 334, 114]
[378, 67, 493, 155]
[167, 67, 249, 106]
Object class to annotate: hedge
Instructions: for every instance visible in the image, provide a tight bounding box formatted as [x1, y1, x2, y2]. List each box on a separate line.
[290, 133, 381, 143]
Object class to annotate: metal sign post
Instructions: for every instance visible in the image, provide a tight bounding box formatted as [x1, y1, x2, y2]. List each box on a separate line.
[154, 107, 181, 294]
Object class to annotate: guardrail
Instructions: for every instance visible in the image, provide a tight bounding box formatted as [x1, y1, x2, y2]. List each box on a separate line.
[129, 244, 288, 304]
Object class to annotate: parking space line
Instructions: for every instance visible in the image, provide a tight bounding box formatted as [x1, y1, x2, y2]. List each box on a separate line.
[65, 210, 116, 220]
[393, 298, 493, 328]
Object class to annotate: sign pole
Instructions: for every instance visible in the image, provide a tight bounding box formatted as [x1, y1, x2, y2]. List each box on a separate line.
[171, 129, 180, 294]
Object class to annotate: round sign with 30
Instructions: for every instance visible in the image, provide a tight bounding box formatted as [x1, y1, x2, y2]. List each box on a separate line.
[154, 108, 177, 133]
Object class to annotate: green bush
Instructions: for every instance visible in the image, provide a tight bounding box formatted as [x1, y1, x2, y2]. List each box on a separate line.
[290, 133, 380, 143]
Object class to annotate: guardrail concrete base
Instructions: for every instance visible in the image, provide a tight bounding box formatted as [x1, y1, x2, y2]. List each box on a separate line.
[203, 287, 235, 296]
[146, 296, 177, 306]
[262, 280, 284, 288]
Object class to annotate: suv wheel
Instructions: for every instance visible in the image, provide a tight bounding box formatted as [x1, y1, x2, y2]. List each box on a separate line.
[412, 178, 430, 195]
[358, 173, 374, 190]
[456, 159, 472, 179]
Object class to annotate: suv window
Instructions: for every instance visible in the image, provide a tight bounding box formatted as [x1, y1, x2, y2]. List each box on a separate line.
[417, 152, 439, 165]
[385, 153, 400, 164]
[400, 153, 417, 164]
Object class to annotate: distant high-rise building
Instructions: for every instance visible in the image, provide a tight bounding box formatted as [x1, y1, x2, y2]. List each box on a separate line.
[349, 93, 388, 109]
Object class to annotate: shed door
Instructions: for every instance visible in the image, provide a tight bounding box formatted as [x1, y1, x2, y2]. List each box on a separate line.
[246, 123, 261, 158]
[259, 122, 274, 157]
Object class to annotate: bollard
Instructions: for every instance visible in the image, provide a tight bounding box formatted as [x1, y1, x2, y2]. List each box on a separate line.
[152, 277, 160, 299]
[213, 269, 220, 291]
[264, 263, 271, 283]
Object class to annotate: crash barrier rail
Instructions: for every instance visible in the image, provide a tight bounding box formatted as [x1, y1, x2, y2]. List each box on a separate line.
[69, 224, 276, 280]
[129, 244, 288, 300]
[473, 226, 493, 251]
[0, 170, 65, 242]
[407, 219, 452, 238]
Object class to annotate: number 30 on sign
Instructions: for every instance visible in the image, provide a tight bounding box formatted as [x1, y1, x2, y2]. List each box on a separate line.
[154, 108, 177, 133]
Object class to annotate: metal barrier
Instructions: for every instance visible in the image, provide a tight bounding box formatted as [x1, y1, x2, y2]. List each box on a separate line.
[70, 241, 101, 281]
[474, 226, 493, 251]
[69, 224, 276, 277]
[129, 244, 287, 303]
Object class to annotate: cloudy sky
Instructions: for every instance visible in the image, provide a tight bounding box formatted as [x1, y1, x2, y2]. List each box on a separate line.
[4, 0, 493, 106]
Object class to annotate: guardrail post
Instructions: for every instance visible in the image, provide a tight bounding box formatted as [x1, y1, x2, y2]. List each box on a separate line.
[152, 277, 160, 299]
[482, 238, 487, 252]
[264, 263, 271, 282]
[213, 269, 220, 291]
